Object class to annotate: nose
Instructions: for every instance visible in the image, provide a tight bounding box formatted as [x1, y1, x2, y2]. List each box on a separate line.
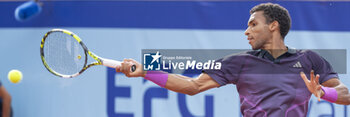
[244, 27, 250, 36]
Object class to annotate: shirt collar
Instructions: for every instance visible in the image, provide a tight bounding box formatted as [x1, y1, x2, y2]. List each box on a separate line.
[258, 46, 296, 57]
[286, 46, 297, 54]
[257, 46, 297, 63]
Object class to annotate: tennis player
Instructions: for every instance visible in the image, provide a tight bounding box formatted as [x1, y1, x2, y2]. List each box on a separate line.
[117, 3, 350, 116]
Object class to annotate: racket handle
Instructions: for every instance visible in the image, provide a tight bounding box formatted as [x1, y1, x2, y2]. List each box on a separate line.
[101, 58, 136, 72]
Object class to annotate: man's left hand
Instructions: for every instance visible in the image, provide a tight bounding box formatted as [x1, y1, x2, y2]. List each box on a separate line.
[300, 70, 324, 101]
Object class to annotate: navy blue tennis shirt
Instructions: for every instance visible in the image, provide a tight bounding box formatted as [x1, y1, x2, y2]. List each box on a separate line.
[203, 48, 338, 117]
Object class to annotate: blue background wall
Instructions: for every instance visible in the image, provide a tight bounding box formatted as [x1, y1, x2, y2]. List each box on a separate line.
[0, 1, 350, 117]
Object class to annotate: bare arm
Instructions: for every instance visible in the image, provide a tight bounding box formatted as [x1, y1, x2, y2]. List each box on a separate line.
[116, 59, 220, 96]
[0, 86, 11, 117]
[300, 71, 350, 105]
[165, 73, 220, 95]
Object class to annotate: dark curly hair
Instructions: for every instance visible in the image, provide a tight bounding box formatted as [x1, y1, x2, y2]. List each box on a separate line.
[250, 3, 291, 39]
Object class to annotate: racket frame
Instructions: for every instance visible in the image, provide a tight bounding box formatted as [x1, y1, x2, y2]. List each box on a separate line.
[40, 29, 102, 78]
[41, 29, 132, 78]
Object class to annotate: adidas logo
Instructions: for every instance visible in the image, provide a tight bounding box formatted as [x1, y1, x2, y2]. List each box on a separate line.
[293, 61, 302, 68]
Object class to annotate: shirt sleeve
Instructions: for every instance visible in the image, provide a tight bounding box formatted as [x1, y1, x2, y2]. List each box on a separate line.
[306, 50, 339, 84]
[203, 54, 245, 86]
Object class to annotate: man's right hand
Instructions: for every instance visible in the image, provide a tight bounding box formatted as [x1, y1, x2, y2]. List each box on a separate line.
[116, 58, 146, 77]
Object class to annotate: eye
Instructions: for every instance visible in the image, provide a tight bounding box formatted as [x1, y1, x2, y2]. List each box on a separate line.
[252, 23, 257, 26]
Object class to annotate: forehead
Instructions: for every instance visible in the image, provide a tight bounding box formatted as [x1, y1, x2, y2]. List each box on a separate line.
[248, 11, 266, 23]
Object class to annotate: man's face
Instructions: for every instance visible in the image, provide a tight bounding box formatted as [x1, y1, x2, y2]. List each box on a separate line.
[244, 11, 272, 50]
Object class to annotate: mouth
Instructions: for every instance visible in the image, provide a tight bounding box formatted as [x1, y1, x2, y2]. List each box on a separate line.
[247, 37, 254, 44]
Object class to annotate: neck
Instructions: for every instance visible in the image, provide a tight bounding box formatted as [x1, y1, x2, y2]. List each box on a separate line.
[262, 37, 288, 59]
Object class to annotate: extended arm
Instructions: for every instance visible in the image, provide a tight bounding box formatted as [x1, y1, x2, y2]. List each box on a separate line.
[116, 59, 220, 96]
[165, 73, 220, 95]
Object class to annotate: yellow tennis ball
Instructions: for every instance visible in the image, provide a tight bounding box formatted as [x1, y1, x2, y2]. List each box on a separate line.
[8, 69, 22, 84]
[77, 55, 81, 60]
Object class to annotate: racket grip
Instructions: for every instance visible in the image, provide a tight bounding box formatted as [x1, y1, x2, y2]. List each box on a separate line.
[101, 58, 121, 68]
[102, 58, 136, 72]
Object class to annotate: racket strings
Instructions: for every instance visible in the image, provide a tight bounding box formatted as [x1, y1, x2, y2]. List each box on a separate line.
[43, 32, 86, 76]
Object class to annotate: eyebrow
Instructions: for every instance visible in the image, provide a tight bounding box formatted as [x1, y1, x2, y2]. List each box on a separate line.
[248, 19, 255, 26]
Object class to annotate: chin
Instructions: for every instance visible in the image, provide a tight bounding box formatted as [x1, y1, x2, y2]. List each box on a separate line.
[251, 46, 258, 50]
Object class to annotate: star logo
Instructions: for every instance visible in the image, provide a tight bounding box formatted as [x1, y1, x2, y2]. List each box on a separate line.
[150, 51, 162, 64]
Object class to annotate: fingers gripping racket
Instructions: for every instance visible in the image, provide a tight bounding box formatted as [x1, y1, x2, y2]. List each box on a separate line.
[40, 29, 136, 78]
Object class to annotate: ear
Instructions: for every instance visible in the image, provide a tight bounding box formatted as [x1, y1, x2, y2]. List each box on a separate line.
[269, 21, 279, 31]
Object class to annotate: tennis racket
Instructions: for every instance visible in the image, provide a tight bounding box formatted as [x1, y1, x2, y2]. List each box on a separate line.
[40, 29, 136, 78]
